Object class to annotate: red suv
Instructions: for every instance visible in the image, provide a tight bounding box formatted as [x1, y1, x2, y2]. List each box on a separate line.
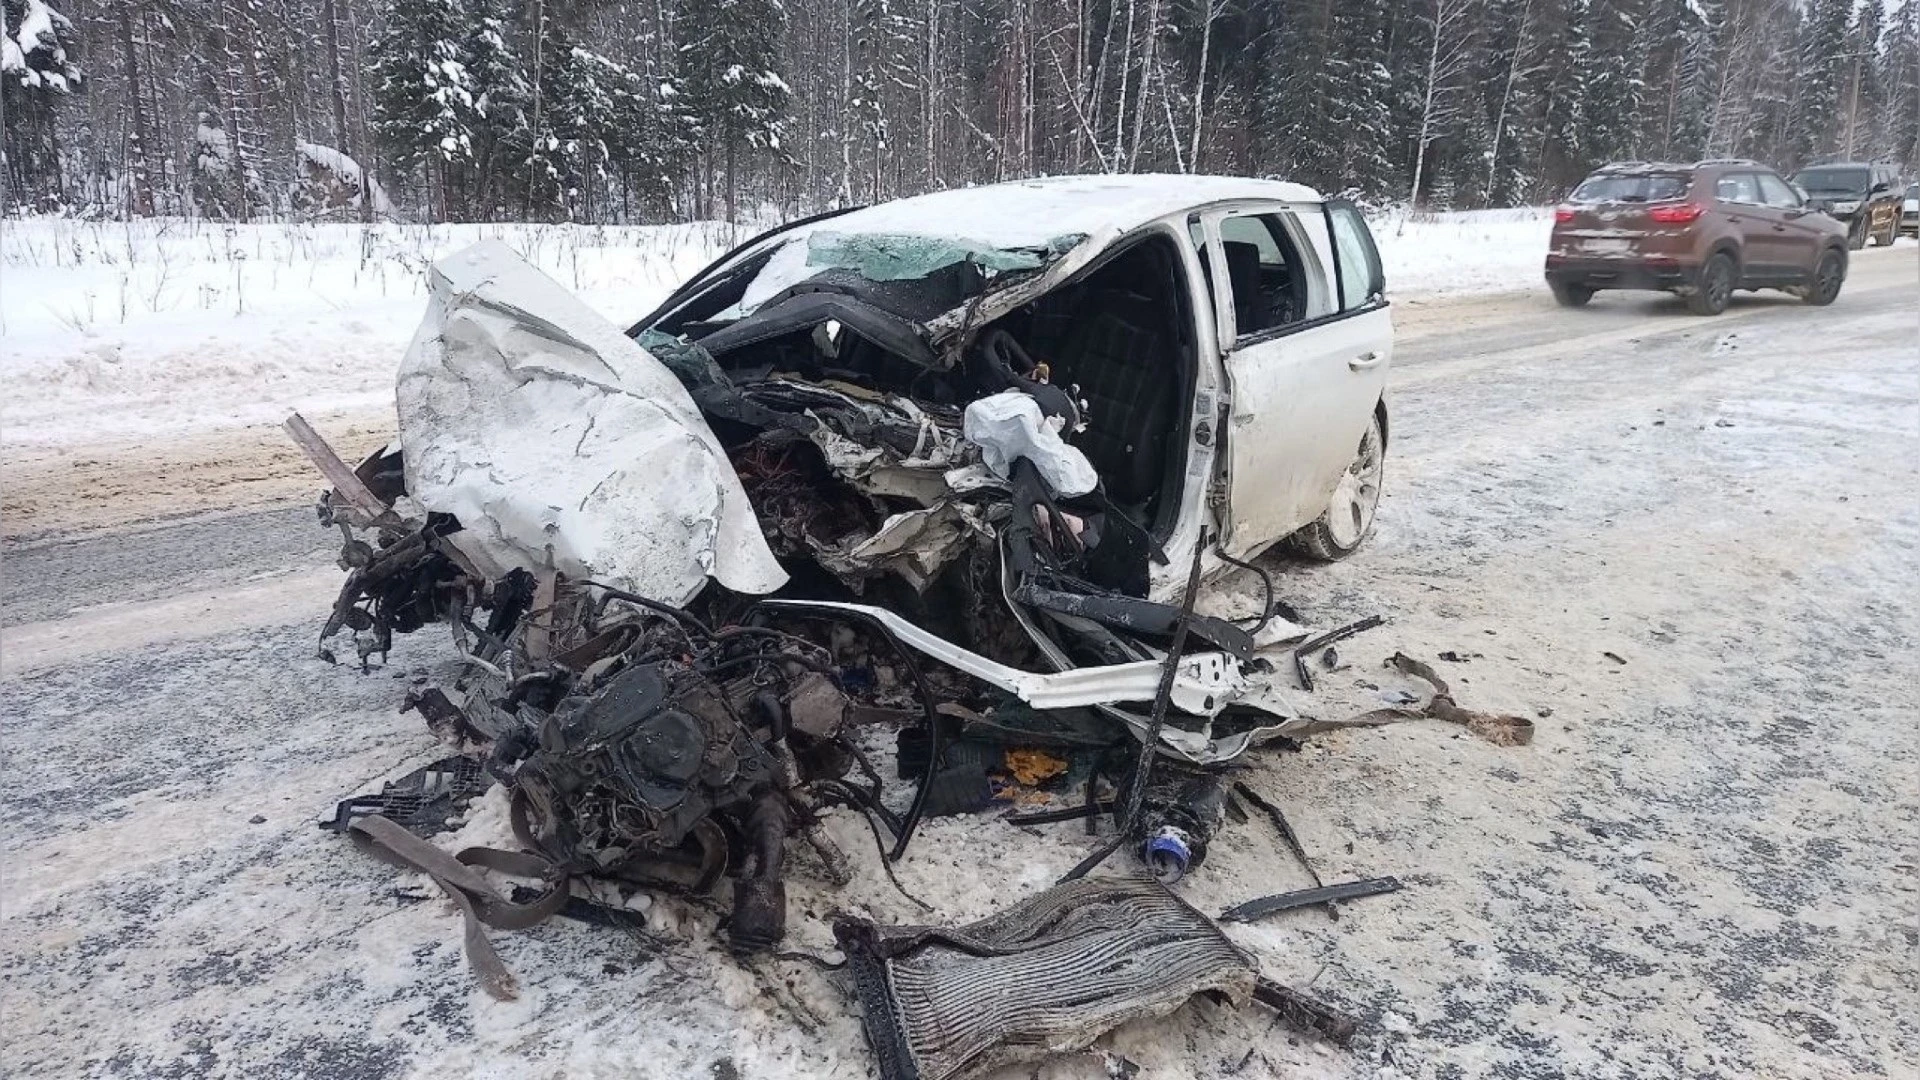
[1545, 160, 1850, 315]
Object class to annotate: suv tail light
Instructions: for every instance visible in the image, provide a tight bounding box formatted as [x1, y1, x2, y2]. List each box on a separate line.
[1554, 206, 1575, 223]
[1647, 203, 1705, 224]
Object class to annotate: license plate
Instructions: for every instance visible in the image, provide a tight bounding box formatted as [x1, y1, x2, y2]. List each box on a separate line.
[1581, 238, 1632, 254]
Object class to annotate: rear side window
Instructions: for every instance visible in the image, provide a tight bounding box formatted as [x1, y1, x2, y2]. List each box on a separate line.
[1756, 173, 1801, 208]
[1326, 203, 1385, 310]
[1217, 213, 1306, 336]
[1715, 173, 1760, 204]
[1571, 173, 1690, 203]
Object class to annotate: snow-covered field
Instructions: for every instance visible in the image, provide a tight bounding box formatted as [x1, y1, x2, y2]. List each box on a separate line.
[1, 219, 746, 447]
[0, 210, 1552, 449]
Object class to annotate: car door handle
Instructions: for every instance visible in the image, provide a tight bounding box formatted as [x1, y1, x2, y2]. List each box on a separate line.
[1773, 224, 1787, 232]
[1349, 351, 1383, 371]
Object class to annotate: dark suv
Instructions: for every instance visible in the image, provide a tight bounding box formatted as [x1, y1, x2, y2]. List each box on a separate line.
[1791, 162, 1904, 248]
[1546, 160, 1850, 315]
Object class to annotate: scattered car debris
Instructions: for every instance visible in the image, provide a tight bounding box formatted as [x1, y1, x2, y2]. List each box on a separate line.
[1218, 877, 1405, 923]
[320, 754, 489, 837]
[1292, 614, 1386, 692]
[1233, 781, 1325, 892]
[1344, 653, 1539, 746]
[836, 874, 1357, 1080]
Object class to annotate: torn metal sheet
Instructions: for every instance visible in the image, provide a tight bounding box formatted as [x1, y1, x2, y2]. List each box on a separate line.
[811, 504, 990, 593]
[836, 874, 1256, 1080]
[396, 240, 786, 604]
[758, 598, 1305, 764]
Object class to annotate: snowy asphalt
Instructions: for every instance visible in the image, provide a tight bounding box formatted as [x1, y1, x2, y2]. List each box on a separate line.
[3, 250, 1917, 1079]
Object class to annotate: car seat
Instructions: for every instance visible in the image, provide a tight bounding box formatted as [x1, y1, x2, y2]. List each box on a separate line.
[1221, 240, 1269, 333]
[1050, 287, 1175, 511]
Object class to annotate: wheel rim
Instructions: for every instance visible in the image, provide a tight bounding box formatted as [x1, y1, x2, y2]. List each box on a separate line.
[1703, 261, 1730, 308]
[1325, 421, 1384, 549]
[1817, 255, 1841, 299]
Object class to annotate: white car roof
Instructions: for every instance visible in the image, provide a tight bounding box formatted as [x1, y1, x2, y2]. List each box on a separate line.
[802, 174, 1325, 249]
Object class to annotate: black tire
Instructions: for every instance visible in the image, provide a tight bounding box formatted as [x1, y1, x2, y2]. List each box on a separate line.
[1290, 412, 1386, 562]
[1686, 253, 1734, 316]
[1847, 217, 1868, 250]
[1804, 249, 1845, 306]
[1550, 281, 1594, 308]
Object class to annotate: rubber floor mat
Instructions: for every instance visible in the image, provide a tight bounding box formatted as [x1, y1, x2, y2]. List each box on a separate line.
[835, 874, 1257, 1080]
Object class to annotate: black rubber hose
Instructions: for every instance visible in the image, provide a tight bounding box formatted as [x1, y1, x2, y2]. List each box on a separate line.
[700, 650, 844, 685]
[753, 602, 942, 862]
[1059, 531, 1210, 883]
[1214, 547, 1277, 638]
[585, 581, 716, 637]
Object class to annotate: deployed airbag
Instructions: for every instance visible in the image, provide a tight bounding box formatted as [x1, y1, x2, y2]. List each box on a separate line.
[963, 391, 1099, 497]
[396, 240, 787, 604]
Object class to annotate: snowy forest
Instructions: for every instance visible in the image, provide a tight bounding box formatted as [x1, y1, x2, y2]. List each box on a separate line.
[3, 0, 1918, 222]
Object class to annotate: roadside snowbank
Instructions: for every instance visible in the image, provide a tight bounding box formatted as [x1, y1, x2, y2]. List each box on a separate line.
[1370, 206, 1554, 297]
[0, 209, 1553, 449]
[1, 219, 743, 447]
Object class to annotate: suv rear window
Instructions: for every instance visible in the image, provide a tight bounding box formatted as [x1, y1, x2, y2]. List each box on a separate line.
[1570, 173, 1690, 203]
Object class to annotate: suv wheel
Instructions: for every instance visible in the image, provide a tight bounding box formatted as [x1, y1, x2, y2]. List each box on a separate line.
[1872, 217, 1896, 246]
[1847, 217, 1869, 250]
[1687, 253, 1734, 316]
[1550, 281, 1594, 308]
[1804, 249, 1845, 306]
[1291, 413, 1385, 562]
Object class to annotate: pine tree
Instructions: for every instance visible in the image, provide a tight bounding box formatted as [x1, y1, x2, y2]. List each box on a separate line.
[3, 0, 83, 208]
[1843, 0, 1885, 159]
[1882, 0, 1920, 166]
[679, 0, 792, 220]
[1794, 0, 1850, 163]
[1582, 0, 1647, 165]
[1325, 0, 1395, 198]
[368, 0, 476, 217]
[458, 6, 531, 218]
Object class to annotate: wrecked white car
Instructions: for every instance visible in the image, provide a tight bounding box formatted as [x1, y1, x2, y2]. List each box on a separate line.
[303, 175, 1396, 962]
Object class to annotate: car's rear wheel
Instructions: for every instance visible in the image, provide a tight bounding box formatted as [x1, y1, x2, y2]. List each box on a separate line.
[1550, 281, 1594, 308]
[1290, 413, 1385, 562]
[1686, 253, 1734, 316]
[1804, 249, 1845, 306]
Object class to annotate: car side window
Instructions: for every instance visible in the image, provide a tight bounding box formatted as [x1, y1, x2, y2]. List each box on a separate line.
[1326, 203, 1385, 310]
[1715, 173, 1760, 204]
[1756, 173, 1801, 208]
[1216, 213, 1304, 337]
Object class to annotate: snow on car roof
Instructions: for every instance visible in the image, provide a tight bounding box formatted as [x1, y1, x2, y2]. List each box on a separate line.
[797, 174, 1325, 249]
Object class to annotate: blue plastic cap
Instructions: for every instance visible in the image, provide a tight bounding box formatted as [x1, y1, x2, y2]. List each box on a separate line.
[1144, 827, 1192, 883]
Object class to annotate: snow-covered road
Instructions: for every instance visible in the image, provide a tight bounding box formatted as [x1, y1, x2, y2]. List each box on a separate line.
[3, 245, 1917, 1079]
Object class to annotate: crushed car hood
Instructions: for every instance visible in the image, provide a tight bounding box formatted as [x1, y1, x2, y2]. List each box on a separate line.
[396, 239, 787, 603]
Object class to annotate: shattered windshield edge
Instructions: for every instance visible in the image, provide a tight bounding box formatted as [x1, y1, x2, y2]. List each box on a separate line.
[714, 229, 1088, 320]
